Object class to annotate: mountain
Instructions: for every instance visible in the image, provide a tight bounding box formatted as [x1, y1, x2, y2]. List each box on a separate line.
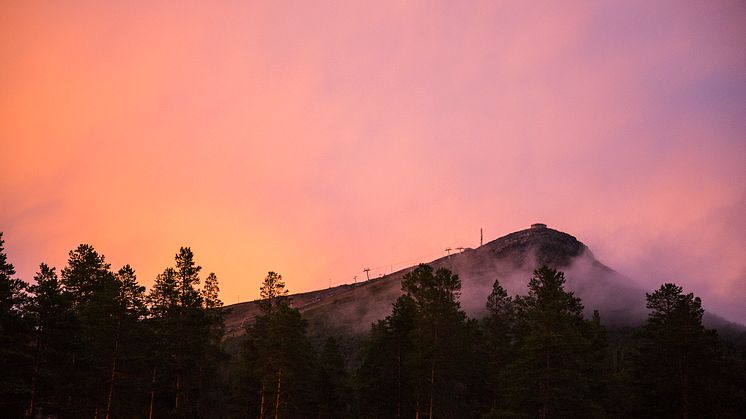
[223, 224, 743, 342]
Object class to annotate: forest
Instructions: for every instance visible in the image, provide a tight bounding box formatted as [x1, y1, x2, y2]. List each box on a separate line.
[1, 232, 745, 418]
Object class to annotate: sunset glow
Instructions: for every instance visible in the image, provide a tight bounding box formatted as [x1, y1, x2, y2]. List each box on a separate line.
[2, 1, 745, 322]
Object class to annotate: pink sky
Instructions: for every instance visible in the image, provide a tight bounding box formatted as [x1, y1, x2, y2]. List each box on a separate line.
[2, 1, 745, 322]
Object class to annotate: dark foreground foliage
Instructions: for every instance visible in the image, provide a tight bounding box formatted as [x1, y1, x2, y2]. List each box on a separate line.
[1, 232, 744, 418]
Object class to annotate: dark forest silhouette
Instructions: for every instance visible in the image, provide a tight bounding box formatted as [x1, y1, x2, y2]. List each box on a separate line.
[1, 232, 744, 418]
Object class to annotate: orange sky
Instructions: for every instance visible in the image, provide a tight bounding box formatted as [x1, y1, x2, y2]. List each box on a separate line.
[1, 1, 745, 322]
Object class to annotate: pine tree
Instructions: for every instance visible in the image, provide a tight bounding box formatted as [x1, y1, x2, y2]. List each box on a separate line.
[359, 264, 478, 418]
[104, 265, 147, 419]
[60, 244, 123, 416]
[0, 232, 31, 416]
[146, 248, 224, 418]
[357, 295, 418, 418]
[317, 336, 350, 419]
[482, 279, 516, 412]
[503, 266, 607, 418]
[202, 272, 222, 309]
[259, 271, 288, 319]
[146, 266, 180, 417]
[631, 283, 724, 418]
[243, 272, 315, 419]
[26, 263, 74, 417]
[401, 264, 473, 418]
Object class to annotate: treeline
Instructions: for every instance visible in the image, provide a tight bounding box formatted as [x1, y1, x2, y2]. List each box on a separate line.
[0, 233, 225, 418]
[2, 232, 745, 418]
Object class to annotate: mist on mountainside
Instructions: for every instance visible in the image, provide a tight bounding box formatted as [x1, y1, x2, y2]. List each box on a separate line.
[224, 224, 744, 341]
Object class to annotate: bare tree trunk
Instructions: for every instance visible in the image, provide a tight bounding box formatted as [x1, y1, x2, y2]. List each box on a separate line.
[149, 366, 157, 419]
[274, 368, 282, 419]
[415, 401, 420, 419]
[396, 352, 401, 418]
[428, 366, 435, 418]
[540, 347, 549, 419]
[175, 373, 181, 410]
[105, 321, 120, 419]
[27, 331, 42, 417]
[680, 355, 689, 419]
[67, 354, 77, 408]
[259, 384, 265, 419]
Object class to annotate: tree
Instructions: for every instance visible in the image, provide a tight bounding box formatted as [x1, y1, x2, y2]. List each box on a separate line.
[61, 244, 115, 307]
[503, 266, 607, 418]
[26, 263, 74, 417]
[0, 232, 31, 416]
[482, 279, 516, 411]
[175, 247, 202, 309]
[357, 295, 418, 418]
[60, 244, 121, 416]
[104, 265, 147, 419]
[243, 272, 315, 419]
[259, 271, 288, 319]
[146, 247, 221, 417]
[202, 272, 222, 309]
[317, 337, 351, 419]
[359, 264, 479, 418]
[401, 264, 474, 418]
[631, 283, 724, 418]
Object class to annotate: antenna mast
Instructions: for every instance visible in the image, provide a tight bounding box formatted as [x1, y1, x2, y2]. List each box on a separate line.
[480, 228, 483, 246]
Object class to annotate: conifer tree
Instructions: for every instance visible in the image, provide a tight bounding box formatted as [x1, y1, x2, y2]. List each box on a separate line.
[631, 283, 724, 418]
[26, 263, 74, 417]
[359, 264, 477, 418]
[259, 271, 288, 319]
[401, 264, 472, 418]
[482, 279, 516, 412]
[147, 247, 217, 417]
[317, 336, 350, 419]
[60, 244, 121, 416]
[357, 295, 418, 418]
[243, 272, 315, 419]
[202, 272, 222, 309]
[104, 265, 147, 418]
[503, 266, 607, 418]
[0, 232, 31, 416]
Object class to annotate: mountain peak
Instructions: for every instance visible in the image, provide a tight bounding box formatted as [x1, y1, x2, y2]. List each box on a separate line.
[481, 224, 589, 269]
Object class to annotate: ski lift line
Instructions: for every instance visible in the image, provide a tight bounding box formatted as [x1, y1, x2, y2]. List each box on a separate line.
[365, 250, 446, 272]
[324, 244, 470, 289]
[362, 246, 466, 277]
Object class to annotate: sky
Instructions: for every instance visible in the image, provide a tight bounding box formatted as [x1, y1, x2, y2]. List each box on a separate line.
[1, 1, 745, 323]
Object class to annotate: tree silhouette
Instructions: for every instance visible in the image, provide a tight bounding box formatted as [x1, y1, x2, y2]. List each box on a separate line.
[0, 232, 31, 416]
[631, 283, 724, 418]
